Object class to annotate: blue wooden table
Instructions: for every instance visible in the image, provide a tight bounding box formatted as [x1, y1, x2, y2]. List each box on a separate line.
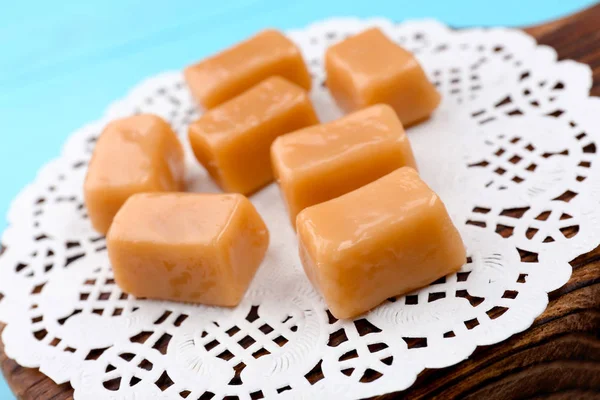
[0, 1, 595, 398]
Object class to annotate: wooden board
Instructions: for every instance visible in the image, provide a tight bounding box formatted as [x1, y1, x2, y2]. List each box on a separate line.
[2, 4, 600, 399]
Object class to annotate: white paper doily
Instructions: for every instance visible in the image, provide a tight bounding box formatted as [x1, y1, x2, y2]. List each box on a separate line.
[1, 18, 600, 400]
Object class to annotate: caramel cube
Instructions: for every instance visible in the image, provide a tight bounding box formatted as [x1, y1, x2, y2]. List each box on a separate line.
[297, 167, 465, 319]
[185, 29, 312, 109]
[325, 28, 441, 126]
[271, 104, 416, 227]
[189, 76, 319, 195]
[107, 193, 269, 306]
[84, 114, 185, 234]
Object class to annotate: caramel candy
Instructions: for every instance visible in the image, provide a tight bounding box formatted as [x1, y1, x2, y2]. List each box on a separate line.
[297, 167, 465, 319]
[185, 29, 312, 109]
[189, 76, 319, 195]
[271, 104, 416, 227]
[84, 114, 185, 234]
[325, 28, 441, 127]
[107, 193, 269, 306]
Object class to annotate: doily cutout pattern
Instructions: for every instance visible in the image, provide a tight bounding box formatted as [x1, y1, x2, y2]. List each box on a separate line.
[1, 18, 600, 400]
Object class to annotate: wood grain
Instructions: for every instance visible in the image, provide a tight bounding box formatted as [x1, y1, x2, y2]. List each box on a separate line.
[2, 4, 600, 399]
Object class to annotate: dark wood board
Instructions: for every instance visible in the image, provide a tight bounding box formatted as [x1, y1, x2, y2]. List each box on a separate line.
[2, 3, 600, 399]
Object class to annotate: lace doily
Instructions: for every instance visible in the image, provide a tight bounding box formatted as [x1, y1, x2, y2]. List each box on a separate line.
[1, 18, 599, 400]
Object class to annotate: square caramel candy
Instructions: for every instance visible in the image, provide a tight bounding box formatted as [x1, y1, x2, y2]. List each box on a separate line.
[325, 28, 441, 127]
[297, 167, 465, 319]
[185, 29, 312, 109]
[271, 104, 416, 227]
[84, 114, 185, 235]
[107, 193, 269, 306]
[189, 76, 319, 195]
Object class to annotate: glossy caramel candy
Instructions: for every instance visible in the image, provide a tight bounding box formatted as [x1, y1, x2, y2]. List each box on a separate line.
[107, 193, 269, 306]
[189, 76, 319, 195]
[271, 104, 416, 227]
[325, 28, 440, 126]
[297, 167, 466, 319]
[84, 114, 185, 235]
[185, 29, 312, 109]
